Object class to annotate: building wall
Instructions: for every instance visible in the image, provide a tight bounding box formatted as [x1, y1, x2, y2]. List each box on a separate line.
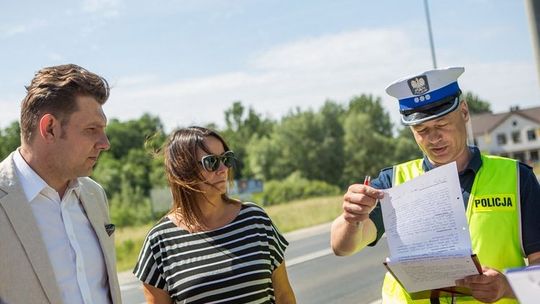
[474, 114, 540, 164]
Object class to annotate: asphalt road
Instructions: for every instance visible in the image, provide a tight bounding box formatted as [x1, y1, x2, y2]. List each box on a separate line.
[119, 222, 388, 304]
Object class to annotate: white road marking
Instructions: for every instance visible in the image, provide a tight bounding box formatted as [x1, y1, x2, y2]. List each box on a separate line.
[120, 281, 141, 291]
[287, 247, 333, 266]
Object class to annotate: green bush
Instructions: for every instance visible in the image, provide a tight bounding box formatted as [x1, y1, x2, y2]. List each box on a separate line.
[110, 182, 155, 227]
[260, 172, 340, 205]
[117, 239, 135, 258]
[110, 196, 154, 227]
[115, 238, 141, 271]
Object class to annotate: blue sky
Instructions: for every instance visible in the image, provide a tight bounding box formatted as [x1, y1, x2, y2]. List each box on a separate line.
[1, 0, 538, 131]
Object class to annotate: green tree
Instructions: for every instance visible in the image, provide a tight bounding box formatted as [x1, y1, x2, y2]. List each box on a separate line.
[247, 135, 283, 180]
[341, 112, 394, 186]
[109, 180, 153, 227]
[313, 101, 345, 183]
[106, 113, 166, 159]
[393, 127, 423, 163]
[348, 94, 393, 137]
[92, 153, 123, 196]
[221, 101, 274, 179]
[259, 172, 340, 205]
[248, 102, 345, 186]
[339, 94, 397, 185]
[463, 91, 492, 114]
[93, 114, 167, 198]
[257, 109, 322, 181]
[0, 121, 21, 159]
[121, 149, 154, 196]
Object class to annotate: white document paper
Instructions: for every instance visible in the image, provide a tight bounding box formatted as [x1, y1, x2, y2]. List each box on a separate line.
[505, 266, 540, 304]
[381, 162, 480, 293]
[386, 255, 480, 293]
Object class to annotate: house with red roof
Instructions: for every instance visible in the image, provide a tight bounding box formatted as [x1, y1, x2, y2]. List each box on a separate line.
[470, 106, 540, 166]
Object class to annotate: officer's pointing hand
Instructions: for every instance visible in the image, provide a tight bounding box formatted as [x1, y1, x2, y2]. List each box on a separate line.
[342, 184, 384, 224]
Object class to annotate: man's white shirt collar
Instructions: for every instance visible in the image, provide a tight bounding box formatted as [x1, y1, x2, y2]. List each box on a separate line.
[13, 149, 80, 202]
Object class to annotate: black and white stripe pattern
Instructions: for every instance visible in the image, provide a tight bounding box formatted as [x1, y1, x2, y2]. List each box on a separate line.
[133, 203, 288, 303]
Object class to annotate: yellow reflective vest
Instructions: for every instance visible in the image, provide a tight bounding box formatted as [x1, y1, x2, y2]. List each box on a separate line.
[381, 154, 524, 304]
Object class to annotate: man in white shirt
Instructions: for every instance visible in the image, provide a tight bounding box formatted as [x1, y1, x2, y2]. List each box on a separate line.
[0, 64, 122, 304]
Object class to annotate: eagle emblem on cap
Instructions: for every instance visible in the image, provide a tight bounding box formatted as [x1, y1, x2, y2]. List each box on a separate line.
[407, 75, 429, 95]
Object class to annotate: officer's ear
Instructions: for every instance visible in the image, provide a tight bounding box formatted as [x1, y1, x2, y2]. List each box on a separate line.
[459, 100, 470, 122]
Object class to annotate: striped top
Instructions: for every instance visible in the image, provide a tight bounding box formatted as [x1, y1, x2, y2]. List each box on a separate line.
[133, 202, 289, 304]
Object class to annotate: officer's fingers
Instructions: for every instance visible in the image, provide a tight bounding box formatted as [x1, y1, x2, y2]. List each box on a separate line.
[456, 274, 486, 289]
[343, 212, 369, 224]
[462, 274, 488, 285]
[365, 186, 384, 200]
[467, 281, 505, 303]
[343, 201, 373, 215]
[344, 196, 378, 216]
[458, 269, 506, 302]
[347, 184, 383, 199]
[344, 191, 376, 206]
[469, 287, 500, 303]
[345, 186, 383, 203]
[481, 267, 504, 279]
[464, 268, 502, 285]
[347, 183, 364, 193]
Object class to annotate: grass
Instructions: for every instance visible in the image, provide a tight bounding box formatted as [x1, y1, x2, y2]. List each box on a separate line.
[265, 195, 343, 233]
[115, 223, 153, 271]
[115, 195, 343, 271]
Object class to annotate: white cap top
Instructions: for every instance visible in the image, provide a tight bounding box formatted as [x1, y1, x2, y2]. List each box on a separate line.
[385, 67, 465, 125]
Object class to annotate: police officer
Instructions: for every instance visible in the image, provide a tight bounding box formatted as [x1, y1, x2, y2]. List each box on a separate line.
[330, 67, 540, 303]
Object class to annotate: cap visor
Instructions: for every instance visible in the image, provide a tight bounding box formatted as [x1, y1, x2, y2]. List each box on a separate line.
[401, 97, 460, 126]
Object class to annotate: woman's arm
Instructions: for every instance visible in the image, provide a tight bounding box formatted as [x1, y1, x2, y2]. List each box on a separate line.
[142, 283, 173, 304]
[272, 262, 296, 304]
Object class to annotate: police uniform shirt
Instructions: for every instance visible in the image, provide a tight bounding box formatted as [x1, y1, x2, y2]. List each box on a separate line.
[367, 146, 540, 257]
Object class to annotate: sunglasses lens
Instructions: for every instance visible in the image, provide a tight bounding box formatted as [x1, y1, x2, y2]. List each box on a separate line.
[222, 151, 235, 168]
[222, 156, 233, 168]
[201, 152, 235, 172]
[202, 156, 219, 171]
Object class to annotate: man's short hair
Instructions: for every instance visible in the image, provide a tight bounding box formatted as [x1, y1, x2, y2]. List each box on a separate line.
[20, 64, 110, 143]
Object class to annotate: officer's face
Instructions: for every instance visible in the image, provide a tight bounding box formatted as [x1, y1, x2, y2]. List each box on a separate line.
[410, 101, 471, 170]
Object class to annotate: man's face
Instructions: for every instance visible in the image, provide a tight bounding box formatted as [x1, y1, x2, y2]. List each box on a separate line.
[54, 95, 110, 180]
[410, 101, 470, 167]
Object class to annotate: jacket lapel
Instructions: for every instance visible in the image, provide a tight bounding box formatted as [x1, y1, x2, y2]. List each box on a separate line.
[0, 153, 63, 304]
[79, 185, 121, 304]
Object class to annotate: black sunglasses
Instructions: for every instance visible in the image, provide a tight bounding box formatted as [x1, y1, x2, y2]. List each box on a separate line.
[199, 151, 236, 172]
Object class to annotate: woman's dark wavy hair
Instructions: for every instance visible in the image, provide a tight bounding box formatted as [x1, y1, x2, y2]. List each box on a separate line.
[164, 126, 237, 231]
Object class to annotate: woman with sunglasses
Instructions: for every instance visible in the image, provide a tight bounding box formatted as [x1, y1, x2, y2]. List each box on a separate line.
[134, 126, 296, 304]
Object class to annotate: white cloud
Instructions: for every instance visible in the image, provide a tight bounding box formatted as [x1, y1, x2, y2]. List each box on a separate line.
[0, 25, 26, 37]
[460, 61, 540, 112]
[82, 0, 122, 17]
[105, 27, 539, 132]
[251, 29, 415, 72]
[4, 27, 535, 133]
[0, 21, 47, 38]
[105, 28, 430, 130]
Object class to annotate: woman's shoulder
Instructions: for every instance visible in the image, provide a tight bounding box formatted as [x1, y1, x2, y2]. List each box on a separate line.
[240, 201, 267, 212]
[238, 202, 273, 219]
[145, 216, 177, 240]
